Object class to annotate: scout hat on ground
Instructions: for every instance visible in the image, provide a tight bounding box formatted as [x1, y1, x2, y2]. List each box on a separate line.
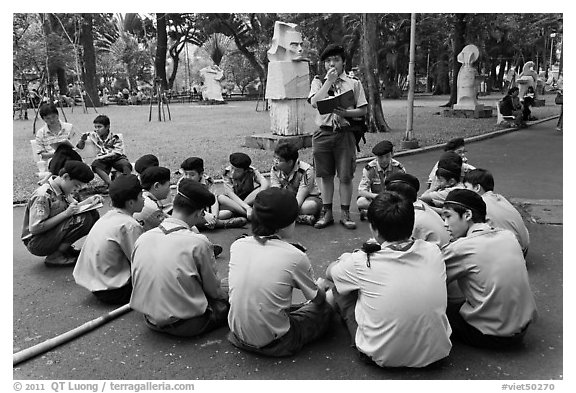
[175, 178, 215, 211]
[140, 166, 171, 190]
[180, 157, 204, 173]
[444, 188, 486, 217]
[109, 174, 142, 207]
[229, 152, 251, 169]
[372, 140, 394, 156]
[60, 161, 94, 183]
[134, 154, 159, 174]
[253, 188, 299, 230]
[320, 44, 346, 61]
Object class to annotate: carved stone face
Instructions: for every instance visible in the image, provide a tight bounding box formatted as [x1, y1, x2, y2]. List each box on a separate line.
[286, 31, 304, 58]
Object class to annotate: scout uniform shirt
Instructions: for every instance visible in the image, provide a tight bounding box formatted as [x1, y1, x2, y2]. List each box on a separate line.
[132, 191, 169, 232]
[35, 121, 76, 157]
[358, 158, 406, 195]
[442, 223, 537, 336]
[482, 191, 530, 254]
[308, 72, 368, 130]
[270, 159, 319, 198]
[222, 165, 264, 200]
[412, 200, 450, 247]
[330, 239, 452, 367]
[86, 130, 126, 157]
[130, 217, 227, 327]
[73, 209, 144, 292]
[21, 176, 77, 242]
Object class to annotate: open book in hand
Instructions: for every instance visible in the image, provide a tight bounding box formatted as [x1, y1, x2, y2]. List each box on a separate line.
[50, 139, 74, 150]
[316, 89, 355, 115]
[76, 199, 104, 214]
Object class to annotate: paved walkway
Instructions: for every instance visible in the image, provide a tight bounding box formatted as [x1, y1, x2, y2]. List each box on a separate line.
[13, 119, 563, 381]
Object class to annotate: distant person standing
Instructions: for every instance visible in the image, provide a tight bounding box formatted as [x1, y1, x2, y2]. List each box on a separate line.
[308, 44, 368, 230]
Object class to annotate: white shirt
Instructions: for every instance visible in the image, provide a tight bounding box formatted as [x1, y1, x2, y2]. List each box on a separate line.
[331, 239, 452, 367]
[482, 191, 530, 253]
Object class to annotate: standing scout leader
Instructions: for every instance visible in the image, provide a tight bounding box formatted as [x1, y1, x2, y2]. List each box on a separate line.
[308, 44, 368, 230]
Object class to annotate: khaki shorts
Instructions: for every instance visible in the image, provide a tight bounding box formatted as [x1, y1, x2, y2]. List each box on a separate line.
[312, 128, 356, 183]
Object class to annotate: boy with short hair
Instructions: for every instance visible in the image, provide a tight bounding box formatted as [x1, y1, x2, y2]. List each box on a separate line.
[22, 161, 100, 267]
[427, 137, 475, 189]
[420, 151, 465, 214]
[357, 140, 406, 221]
[179, 157, 247, 229]
[134, 154, 159, 176]
[270, 142, 322, 226]
[130, 179, 229, 337]
[227, 188, 333, 356]
[385, 173, 449, 247]
[441, 189, 537, 348]
[463, 168, 530, 255]
[133, 166, 171, 231]
[73, 174, 145, 305]
[218, 152, 269, 221]
[34, 103, 77, 161]
[324, 191, 452, 367]
[76, 114, 132, 189]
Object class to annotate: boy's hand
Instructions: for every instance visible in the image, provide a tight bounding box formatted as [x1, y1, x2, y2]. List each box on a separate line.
[80, 133, 89, 141]
[326, 67, 339, 84]
[65, 201, 80, 217]
[204, 212, 217, 228]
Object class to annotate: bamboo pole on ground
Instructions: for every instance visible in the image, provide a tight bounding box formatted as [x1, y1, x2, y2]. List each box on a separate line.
[13, 304, 132, 366]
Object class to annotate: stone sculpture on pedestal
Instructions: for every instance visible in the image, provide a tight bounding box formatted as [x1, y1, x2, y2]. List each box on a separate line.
[453, 44, 485, 112]
[200, 65, 225, 102]
[265, 21, 310, 136]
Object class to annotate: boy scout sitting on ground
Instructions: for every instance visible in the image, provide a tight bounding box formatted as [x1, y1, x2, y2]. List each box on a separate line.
[322, 191, 452, 367]
[178, 157, 247, 229]
[76, 114, 133, 191]
[227, 188, 333, 356]
[427, 137, 475, 189]
[270, 142, 322, 226]
[134, 154, 159, 177]
[463, 168, 530, 256]
[73, 175, 145, 305]
[130, 179, 229, 338]
[22, 161, 101, 267]
[218, 152, 269, 221]
[419, 151, 465, 214]
[357, 140, 406, 221]
[441, 189, 537, 349]
[132, 166, 171, 231]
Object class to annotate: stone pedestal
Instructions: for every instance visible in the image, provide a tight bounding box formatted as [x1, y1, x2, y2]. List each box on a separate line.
[443, 107, 493, 119]
[269, 99, 307, 136]
[245, 133, 312, 151]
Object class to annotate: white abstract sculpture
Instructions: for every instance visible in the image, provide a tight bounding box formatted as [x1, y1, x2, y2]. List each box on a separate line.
[453, 44, 484, 111]
[265, 21, 310, 136]
[200, 65, 225, 102]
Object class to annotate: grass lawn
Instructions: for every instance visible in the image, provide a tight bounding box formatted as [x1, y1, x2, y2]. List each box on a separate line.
[12, 93, 560, 203]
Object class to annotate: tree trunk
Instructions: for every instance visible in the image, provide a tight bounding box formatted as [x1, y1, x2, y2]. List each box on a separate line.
[168, 52, 180, 90]
[446, 14, 466, 106]
[361, 13, 390, 132]
[80, 14, 101, 107]
[155, 13, 168, 90]
[433, 51, 450, 95]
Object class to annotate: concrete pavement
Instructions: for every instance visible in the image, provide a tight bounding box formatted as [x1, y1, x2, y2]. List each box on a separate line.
[12, 119, 562, 380]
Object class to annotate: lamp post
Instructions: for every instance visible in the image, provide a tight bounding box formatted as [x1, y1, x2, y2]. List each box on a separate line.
[402, 13, 419, 150]
[549, 33, 556, 74]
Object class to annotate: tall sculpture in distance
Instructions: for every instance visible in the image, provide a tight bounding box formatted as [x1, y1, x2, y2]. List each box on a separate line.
[453, 44, 485, 112]
[200, 65, 225, 102]
[265, 21, 310, 136]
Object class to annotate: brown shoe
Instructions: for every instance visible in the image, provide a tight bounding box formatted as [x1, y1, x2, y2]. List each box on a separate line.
[216, 217, 248, 229]
[359, 209, 368, 221]
[340, 211, 357, 230]
[44, 252, 77, 267]
[314, 210, 334, 229]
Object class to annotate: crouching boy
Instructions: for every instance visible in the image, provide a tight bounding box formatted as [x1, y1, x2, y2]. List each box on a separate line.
[73, 175, 145, 304]
[441, 189, 537, 349]
[324, 191, 452, 367]
[22, 161, 100, 267]
[227, 188, 333, 356]
[130, 179, 229, 337]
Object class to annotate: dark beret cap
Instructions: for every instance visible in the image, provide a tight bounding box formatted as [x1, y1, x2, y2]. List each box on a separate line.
[109, 174, 142, 201]
[229, 152, 251, 169]
[372, 140, 394, 156]
[175, 178, 215, 210]
[320, 44, 346, 61]
[61, 161, 94, 183]
[253, 188, 299, 230]
[444, 189, 486, 217]
[140, 166, 171, 190]
[180, 157, 204, 173]
[384, 172, 420, 193]
[438, 151, 463, 168]
[134, 154, 159, 174]
[444, 137, 465, 151]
